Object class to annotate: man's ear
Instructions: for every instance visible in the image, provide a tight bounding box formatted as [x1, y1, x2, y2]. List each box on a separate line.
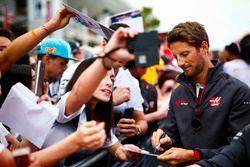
[200, 41, 209, 53]
[42, 54, 50, 63]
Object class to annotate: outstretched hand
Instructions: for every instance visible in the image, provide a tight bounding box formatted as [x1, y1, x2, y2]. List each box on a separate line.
[44, 7, 74, 33]
[115, 144, 141, 161]
[103, 27, 139, 67]
[157, 147, 194, 166]
[75, 121, 106, 152]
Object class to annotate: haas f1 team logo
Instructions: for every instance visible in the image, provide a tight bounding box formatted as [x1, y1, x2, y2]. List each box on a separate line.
[209, 97, 221, 106]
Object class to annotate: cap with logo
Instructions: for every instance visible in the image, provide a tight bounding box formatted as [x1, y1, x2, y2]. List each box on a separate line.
[37, 38, 78, 61]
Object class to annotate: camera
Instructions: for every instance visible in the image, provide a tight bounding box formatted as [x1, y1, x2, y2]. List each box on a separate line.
[126, 31, 160, 68]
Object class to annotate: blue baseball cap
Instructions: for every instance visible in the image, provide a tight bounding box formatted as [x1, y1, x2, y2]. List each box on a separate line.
[37, 38, 78, 61]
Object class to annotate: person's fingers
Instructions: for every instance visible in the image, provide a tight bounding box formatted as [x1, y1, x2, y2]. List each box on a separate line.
[116, 48, 134, 62]
[122, 144, 142, 160]
[125, 144, 141, 152]
[83, 120, 99, 127]
[79, 121, 105, 137]
[152, 129, 164, 147]
[79, 127, 106, 147]
[160, 136, 172, 145]
[118, 118, 135, 124]
[36, 94, 50, 104]
[151, 131, 157, 147]
[117, 124, 136, 131]
[85, 131, 106, 150]
[118, 128, 135, 134]
[126, 28, 139, 38]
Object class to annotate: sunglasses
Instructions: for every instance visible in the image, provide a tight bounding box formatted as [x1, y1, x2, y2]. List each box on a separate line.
[192, 104, 204, 131]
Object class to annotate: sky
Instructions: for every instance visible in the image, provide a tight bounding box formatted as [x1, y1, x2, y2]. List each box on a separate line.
[126, 0, 250, 50]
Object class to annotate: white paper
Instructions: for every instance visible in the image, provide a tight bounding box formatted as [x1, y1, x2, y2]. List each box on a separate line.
[0, 83, 59, 148]
[110, 10, 144, 32]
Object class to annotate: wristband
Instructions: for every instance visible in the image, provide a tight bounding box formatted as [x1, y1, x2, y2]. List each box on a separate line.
[192, 150, 201, 161]
[31, 29, 39, 40]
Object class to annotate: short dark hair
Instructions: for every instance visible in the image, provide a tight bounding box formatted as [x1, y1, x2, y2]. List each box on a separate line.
[0, 28, 15, 41]
[167, 21, 209, 49]
[225, 42, 241, 56]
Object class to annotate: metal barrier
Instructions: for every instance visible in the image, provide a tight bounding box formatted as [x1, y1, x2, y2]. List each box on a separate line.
[68, 149, 110, 167]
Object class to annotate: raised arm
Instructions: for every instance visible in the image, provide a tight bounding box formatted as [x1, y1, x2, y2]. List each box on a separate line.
[65, 27, 138, 115]
[0, 7, 73, 73]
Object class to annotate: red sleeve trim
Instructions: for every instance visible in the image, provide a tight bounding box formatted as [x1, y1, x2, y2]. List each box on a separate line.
[191, 150, 201, 161]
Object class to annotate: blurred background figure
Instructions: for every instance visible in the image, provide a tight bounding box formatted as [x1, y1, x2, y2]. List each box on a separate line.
[67, 40, 84, 62]
[223, 40, 250, 87]
[217, 50, 229, 64]
[240, 34, 250, 64]
[0, 28, 14, 52]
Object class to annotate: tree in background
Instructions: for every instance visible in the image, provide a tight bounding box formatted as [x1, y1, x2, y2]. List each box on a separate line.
[141, 7, 160, 31]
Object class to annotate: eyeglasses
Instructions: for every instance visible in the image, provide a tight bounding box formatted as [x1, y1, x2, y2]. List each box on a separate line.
[192, 104, 204, 131]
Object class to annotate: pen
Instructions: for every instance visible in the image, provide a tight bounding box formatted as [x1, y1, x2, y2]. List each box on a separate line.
[155, 143, 161, 150]
[154, 133, 166, 152]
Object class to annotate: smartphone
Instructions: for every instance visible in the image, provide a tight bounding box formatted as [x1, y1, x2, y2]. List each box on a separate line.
[123, 108, 134, 118]
[12, 147, 30, 167]
[34, 60, 45, 96]
[126, 31, 160, 68]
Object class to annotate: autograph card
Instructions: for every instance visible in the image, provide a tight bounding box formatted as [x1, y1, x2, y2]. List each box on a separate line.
[122, 146, 158, 157]
[63, 3, 114, 40]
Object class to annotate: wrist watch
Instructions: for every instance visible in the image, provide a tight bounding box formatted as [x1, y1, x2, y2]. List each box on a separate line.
[135, 125, 142, 136]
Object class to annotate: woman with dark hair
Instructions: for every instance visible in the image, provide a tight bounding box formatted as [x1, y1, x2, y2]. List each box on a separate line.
[42, 56, 141, 165]
[65, 57, 114, 139]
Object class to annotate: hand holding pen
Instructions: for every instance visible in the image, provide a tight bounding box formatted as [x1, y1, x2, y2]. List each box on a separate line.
[151, 129, 172, 152]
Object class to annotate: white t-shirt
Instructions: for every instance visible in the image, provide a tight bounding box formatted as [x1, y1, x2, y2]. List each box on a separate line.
[42, 92, 118, 149]
[114, 68, 144, 114]
[58, 62, 80, 99]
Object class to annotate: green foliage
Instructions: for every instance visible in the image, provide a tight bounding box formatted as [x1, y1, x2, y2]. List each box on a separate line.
[141, 7, 160, 31]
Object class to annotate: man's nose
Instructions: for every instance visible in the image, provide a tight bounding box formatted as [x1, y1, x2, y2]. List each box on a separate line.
[177, 57, 185, 67]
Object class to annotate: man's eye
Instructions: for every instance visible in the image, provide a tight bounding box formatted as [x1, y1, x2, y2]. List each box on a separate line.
[181, 52, 189, 57]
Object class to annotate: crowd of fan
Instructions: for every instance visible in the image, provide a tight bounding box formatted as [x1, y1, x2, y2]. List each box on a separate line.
[0, 6, 250, 167]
